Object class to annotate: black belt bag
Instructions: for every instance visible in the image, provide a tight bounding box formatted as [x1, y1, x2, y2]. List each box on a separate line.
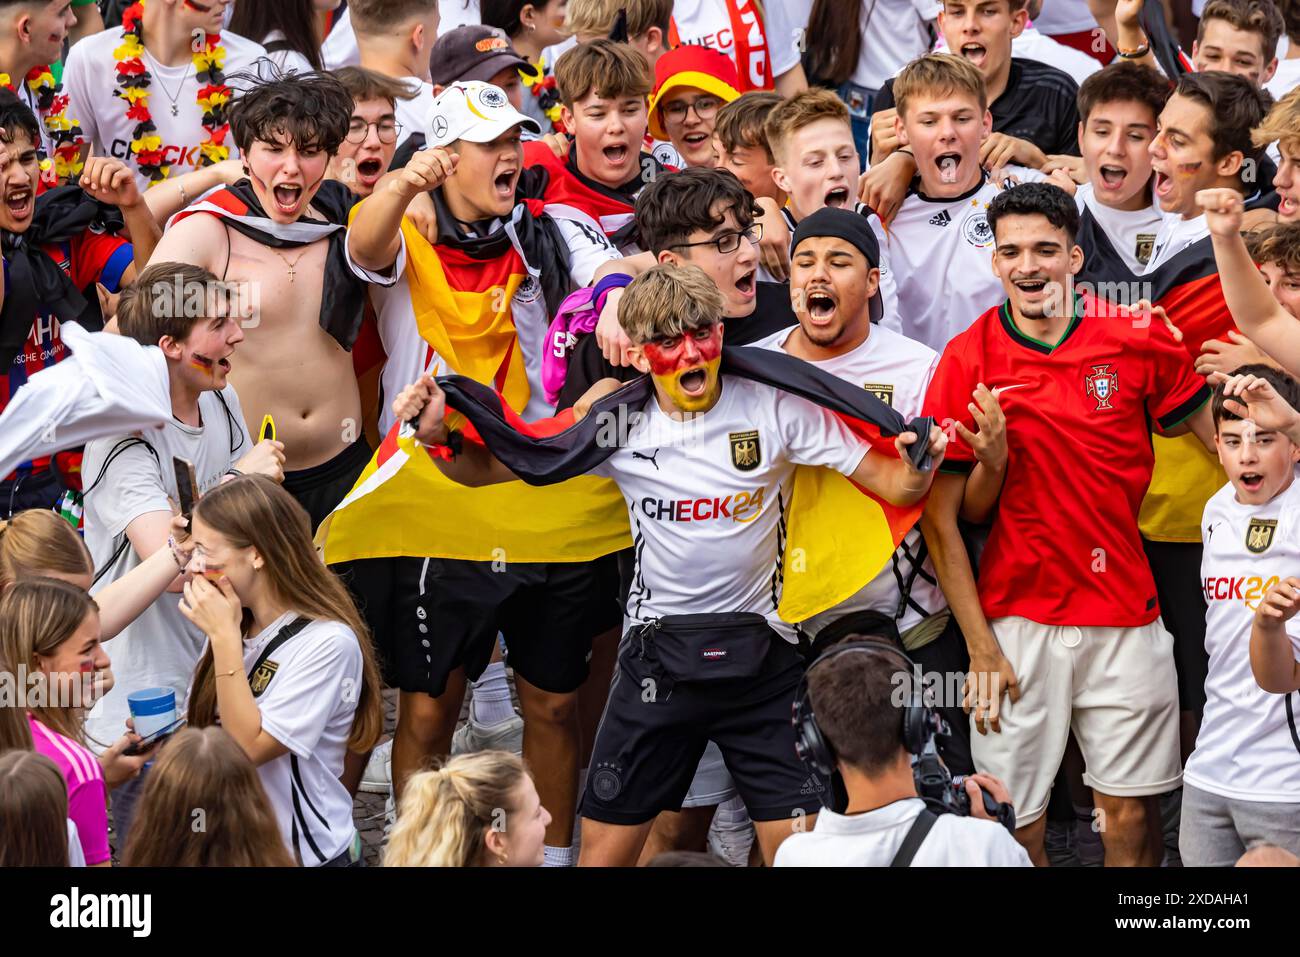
[640, 612, 776, 683]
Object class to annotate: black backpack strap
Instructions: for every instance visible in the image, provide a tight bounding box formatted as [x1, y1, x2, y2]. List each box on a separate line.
[248, 616, 311, 697]
[85, 437, 160, 586]
[890, 808, 939, 867]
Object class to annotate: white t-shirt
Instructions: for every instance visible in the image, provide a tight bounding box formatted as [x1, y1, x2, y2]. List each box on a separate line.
[780, 0, 939, 92]
[63, 27, 269, 191]
[1266, 57, 1300, 102]
[754, 324, 944, 634]
[261, 29, 316, 76]
[1186, 474, 1300, 803]
[671, 0, 802, 87]
[870, 170, 1041, 353]
[591, 375, 871, 642]
[393, 78, 435, 142]
[234, 613, 364, 864]
[1143, 212, 1210, 274]
[775, 798, 1032, 866]
[1075, 182, 1163, 274]
[349, 207, 619, 430]
[321, 1, 482, 70]
[83, 387, 252, 751]
[1029, 0, 1098, 35]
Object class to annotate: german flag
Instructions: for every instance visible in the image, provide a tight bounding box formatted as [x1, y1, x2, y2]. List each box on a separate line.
[435, 345, 932, 622]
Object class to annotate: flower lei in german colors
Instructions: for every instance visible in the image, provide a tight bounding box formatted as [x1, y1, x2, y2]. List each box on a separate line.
[112, 0, 231, 182]
[519, 61, 567, 135]
[0, 65, 86, 186]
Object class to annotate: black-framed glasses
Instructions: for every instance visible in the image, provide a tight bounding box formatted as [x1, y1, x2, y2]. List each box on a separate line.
[660, 95, 723, 124]
[669, 223, 763, 255]
[346, 119, 403, 144]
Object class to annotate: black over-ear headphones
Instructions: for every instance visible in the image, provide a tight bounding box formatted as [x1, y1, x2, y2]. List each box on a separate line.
[792, 638, 945, 814]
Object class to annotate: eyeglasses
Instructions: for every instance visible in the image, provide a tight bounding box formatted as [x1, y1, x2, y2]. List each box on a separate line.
[669, 223, 763, 255]
[346, 119, 403, 144]
[660, 95, 723, 124]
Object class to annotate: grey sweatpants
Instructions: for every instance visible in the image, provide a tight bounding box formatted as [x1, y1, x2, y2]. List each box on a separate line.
[1179, 783, 1300, 866]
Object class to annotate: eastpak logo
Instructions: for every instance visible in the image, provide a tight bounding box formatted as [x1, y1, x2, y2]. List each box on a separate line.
[928, 210, 952, 227]
[701, 648, 728, 660]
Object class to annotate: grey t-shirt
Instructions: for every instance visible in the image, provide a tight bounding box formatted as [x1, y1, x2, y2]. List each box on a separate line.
[82, 386, 251, 751]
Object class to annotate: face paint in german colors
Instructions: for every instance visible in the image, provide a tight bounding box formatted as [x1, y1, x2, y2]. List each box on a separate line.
[642, 323, 723, 412]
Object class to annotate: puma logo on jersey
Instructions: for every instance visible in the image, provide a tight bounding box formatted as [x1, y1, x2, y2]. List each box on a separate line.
[928, 210, 952, 227]
[632, 449, 661, 470]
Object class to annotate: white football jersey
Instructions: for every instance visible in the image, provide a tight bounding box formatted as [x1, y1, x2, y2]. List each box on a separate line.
[1186, 474, 1300, 802]
[871, 170, 1041, 353]
[1143, 212, 1210, 274]
[753, 324, 945, 633]
[592, 376, 872, 641]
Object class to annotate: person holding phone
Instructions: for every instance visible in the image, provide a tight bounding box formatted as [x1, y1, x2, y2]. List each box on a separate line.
[181, 476, 383, 867]
[80, 261, 285, 846]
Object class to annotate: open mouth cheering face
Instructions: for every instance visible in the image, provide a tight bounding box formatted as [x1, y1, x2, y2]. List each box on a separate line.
[642, 322, 724, 413]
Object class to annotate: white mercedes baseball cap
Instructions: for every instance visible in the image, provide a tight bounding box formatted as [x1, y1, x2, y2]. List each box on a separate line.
[424, 81, 541, 148]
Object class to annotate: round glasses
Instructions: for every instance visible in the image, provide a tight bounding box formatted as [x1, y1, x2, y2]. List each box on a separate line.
[660, 95, 723, 125]
[346, 119, 403, 144]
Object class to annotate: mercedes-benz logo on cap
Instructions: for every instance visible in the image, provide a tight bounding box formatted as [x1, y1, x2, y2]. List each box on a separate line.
[431, 114, 448, 138]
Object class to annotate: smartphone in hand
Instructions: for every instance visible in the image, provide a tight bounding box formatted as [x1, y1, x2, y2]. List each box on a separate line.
[173, 456, 197, 528]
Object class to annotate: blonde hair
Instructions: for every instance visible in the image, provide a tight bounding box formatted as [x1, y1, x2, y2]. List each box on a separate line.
[893, 53, 987, 118]
[554, 38, 652, 105]
[564, 0, 673, 38]
[0, 510, 91, 592]
[185, 476, 383, 753]
[618, 263, 724, 344]
[384, 751, 529, 867]
[764, 87, 851, 167]
[1253, 85, 1300, 149]
[0, 578, 99, 745]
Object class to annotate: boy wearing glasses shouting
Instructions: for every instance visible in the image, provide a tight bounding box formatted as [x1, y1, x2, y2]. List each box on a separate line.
[646, 45, 741, 170]
[329, 67, 418, 198]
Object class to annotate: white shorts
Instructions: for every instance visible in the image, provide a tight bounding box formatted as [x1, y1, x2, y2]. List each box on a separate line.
[971, 616, 1182, 827]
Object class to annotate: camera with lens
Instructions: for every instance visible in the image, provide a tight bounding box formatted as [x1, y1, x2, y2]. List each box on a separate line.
[912, 721, 1017, 832]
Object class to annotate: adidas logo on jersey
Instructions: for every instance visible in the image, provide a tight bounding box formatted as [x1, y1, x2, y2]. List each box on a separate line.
[928, 210, 952, 227]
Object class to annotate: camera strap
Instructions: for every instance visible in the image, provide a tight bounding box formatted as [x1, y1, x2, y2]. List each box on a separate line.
[890, 808, 939, 868]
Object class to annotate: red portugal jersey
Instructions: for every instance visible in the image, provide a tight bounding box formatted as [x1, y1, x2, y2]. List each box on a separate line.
[923, 292, 1209, 627]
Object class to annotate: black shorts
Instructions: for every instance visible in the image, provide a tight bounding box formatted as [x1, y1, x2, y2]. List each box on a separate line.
[282, 436, 372, 532]
[1143, 538, 1208, 716]
[581, 627, 822, 824]
[336, 554, 621, 697]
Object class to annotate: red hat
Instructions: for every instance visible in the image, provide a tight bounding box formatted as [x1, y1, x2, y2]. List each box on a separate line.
[647, 46, 741, 140]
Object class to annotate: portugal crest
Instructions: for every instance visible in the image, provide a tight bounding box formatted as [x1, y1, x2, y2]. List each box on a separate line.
[729, 430, 761, 471]
[1246, 517, 1277, 554]
[1084, 364, 1119, 411]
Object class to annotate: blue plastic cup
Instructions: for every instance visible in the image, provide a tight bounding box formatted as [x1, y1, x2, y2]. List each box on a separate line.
[127, 687, 176, 738]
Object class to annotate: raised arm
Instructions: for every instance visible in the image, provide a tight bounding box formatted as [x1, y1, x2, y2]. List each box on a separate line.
[80, 156, 161, 274]
[349, 148, 458, 272]
[1251, 578, 1300, 693]
[847, 424, 947, 507]
[143, 160, 244, 225]
[392, 374, 518, 487]
[1198, 187, 1300, 375]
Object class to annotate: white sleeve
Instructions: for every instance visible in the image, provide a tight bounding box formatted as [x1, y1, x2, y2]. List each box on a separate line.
[912, 0, 943, 20]
[552, 215, 622, 286]
[776, 392, 871, 474]
[255, 626, 363, 759]
[83, 439, 170, 539]
[763, 1, 804, 77]
[876, 240, 902, 334]
[61, 42, 99, 152]
[985, 828, 1035, 866]
[345, 227, 408, 286]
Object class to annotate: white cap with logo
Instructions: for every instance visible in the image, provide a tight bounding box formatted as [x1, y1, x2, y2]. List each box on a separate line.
[424, 81, 541, 148]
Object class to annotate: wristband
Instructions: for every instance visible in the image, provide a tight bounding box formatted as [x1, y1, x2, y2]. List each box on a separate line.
[1116, 40, 1150, 58]
[215, 667, 240, 679]
[895, 147, 914, 157]
[425, 429, 463, 461]
[167, 534, 191, 570]
[177, 180, 190, 207]
[592, 272, 633, 315]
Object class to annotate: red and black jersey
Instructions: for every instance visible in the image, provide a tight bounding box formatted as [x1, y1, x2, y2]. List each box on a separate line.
[923, 292, 1209, 627]
[2, 230, 132, 478]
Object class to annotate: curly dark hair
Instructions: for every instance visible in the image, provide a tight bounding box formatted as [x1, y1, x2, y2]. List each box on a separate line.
[228, 65, 354, 156]
[635, 167, 759, 255]
[987, 182, 1080, 244]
